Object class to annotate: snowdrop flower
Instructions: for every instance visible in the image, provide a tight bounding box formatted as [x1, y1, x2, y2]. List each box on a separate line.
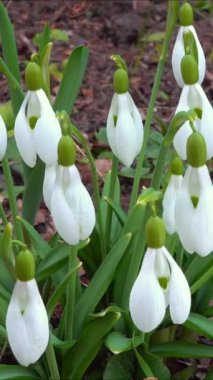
[130, 216, 191, 333]
[106, 68, 143, 167]
[14, 62, 61, 167]
[173, 54, 213, 160]
[6, 250, 49, 367]
[172, 2, 205, 87]
[45, 135, 96, 245]
[175, 132, 213, 256]
[0, 115, 7, 160]
[163, 157, 183, 235]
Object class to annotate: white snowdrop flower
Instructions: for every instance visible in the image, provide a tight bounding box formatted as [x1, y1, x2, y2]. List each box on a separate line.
[0, 115, 7, 160]
[106, 68, 143, 167]
[175, 132, 213, 256]
[172, 2, 205, 87]
[14, 62, 61, 168]
[163, 157, 183, 235]
[49, 136, 96, 245]
[129, 217, 191, 333]
[6, 250, 49, 367]
[173, 55, 213, 160]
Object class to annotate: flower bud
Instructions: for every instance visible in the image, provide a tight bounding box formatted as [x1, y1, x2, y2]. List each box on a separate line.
[181, 54, 198, 85]
[187, 132, 207, 167]
[179, 2, 193, 26]
[171, 157, 183, 175]
[15, 250, 35, 282]
[113, 69, 129, 94]
[25, 62, 42, 91]
[58, 135, 76, 166]
[145, 216, 166, 248]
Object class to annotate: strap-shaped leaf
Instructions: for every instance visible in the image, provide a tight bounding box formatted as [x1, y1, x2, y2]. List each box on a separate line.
[54, 45, 89, 114]
[151, 341, 213, 358]
[0, 365, 41, 380]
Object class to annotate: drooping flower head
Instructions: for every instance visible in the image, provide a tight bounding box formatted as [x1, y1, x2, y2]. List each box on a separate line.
[14, 62, 61, 167]
[106, 62, 143, 167]
[163, 156, 183, 235]
[172, 2, 205, 87]
[44, 135, 96, 245]
[173, 54, 213, 160]
[6, 250, 49, 367]
[129, 216, 191, 333]
[175, 131, 213, 256]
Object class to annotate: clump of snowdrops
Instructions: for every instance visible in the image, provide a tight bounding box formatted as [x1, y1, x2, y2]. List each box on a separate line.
[0, 1, 212, 379]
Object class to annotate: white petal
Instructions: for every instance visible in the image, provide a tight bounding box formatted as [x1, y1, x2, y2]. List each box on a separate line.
[34, 113, 62, 166]
[193, 84, 213, 160]
[6, 279, 49, 367]
[51, 166, 80, 245]
[115, 94, 139, 167]
[43, 165, 57, 210]
[126, 93, 144, 155]
[129, 248, 166, 333]
[65, 169, 96, 240]
[172, 27, 186, 88]
[0, 115, 7, 160]
[162, 247, 191, 324]
[27, 92, 41, 118]
[163, 175, 183, 234]
[14, 92, 37, 167]
[106, 94, 118, 157]
[172, 26, 205, 87]
[173, 86, 192, 160]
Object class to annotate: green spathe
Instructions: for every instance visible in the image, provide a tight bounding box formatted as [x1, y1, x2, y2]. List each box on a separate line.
[145, 216, 166, 248]
[179, 2, 193, 26]
[25, 62, 42, 91]
[113, 69, 129, 94]
[15, 250, 35, 281]
[181, 54, 198, 85]
[187, 132, 207, 167]
[58, 135, 76, 166]
[171, 156, 183, 175]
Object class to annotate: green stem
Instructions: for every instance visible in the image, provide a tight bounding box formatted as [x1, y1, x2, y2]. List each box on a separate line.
[2, 156, 23, 241]
[65, 245, 78, 340]
[0, 202, 7, 226]
[85, 146, 106, 258]
[129, 0, 179, 209]
[46, 340, 60, 380]
[151, 142, 169, 189]
[72, 125, 106, 258]
[105, 155, 119, 253]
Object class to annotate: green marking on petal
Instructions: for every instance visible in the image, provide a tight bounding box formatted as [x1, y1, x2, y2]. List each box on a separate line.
[21, 310, 24, 315]
[194, 107, 202, 120]
[158, 276, 169, 290]
[29, 115, 38, 129]
[113, 115, 118, 127]
[191, 195, 199, 208]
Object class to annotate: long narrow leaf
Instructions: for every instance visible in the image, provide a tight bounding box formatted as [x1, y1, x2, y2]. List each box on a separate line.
[0, 365, 41, 380]
[151, 341, 213, 358]
[0, 2, 23, 115]
[62, 310, 120, 380]
[184, 313, 213, 339]
[54, 45, 89, 114]
[74, 233, 132, 336]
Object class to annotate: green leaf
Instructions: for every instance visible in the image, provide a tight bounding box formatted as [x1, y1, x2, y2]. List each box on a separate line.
[184, 313, 213, 339]
[0, 325, 7, 343]
[173, 364, 197, 380]
[95, 127, 108, 144]
[51, 333, 76, 350]
[54, 45, 89, 114]
[46, 261, 81, 317]
[151, 341, 213, 358]
[36, 244, 70, 281]
[39, 42, 53, 99]
[35, 24, 51, 55]
[105, 331, 143, 354]
[204, 369, 213, 380]
[22, 159, 45, 225]
[103, 352, 135, 380]
[50, 29, 69, 42]
[62, 309, 121, 380]
[0, 2, 23, 115]
[74, 233, 132, 336]
[0, 365, 41, 380]
[133, 347, 154, 378]
[136, 349, 171, 380]
[144, 32, 165, 42]
[104, 196, 126, 227]
[137, 187, 162, 205]
[185, 253, 213, 293]
[17, 216, 50, 259]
